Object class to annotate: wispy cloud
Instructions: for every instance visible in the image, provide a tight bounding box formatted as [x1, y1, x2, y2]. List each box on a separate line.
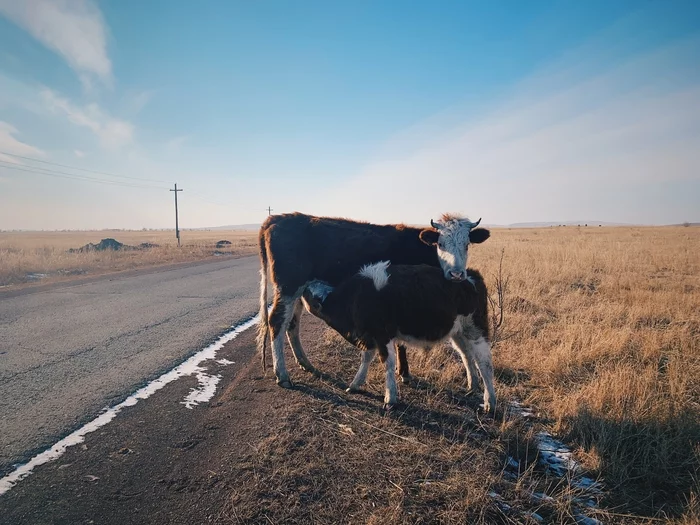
[0, 0, 112, 87]
[123, 89, 155, 117]
[164, 135, 190, 153]
[0, 121, 44, 163]
[320, 35, 700, 225]
[41, 89, 134, 150]
[74, 149, 85, 158]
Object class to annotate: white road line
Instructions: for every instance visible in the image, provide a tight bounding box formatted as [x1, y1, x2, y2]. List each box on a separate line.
[0, 314, 259, 496]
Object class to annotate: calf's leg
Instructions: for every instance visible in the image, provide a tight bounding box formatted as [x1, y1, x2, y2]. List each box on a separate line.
[383, 340, 399, 409]
[469, 336, 497, 413]
[286, 299, 316, 373]
[450, 336, 480, 393]
[269, 295, 296, 388]
[347, 348, 376, 393]
[451, 335, 496, 413]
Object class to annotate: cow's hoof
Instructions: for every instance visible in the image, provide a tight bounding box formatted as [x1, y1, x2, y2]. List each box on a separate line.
[399, 374, 412, 384]
[346, 385, 360, 394]
[383, 402, 396, 412]
[478, 403, 494, 415]
[276, 378, 294, 389]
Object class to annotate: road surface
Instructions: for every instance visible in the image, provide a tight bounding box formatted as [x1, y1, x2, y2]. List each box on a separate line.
[0, 255, 260, 476]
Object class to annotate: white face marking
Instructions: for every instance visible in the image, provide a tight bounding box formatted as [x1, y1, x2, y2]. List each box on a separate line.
[358, 260, 390, 291]
[435, 220, 472, 281]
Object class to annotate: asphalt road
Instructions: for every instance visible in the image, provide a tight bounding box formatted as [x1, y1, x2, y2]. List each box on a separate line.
[0, 255, 260, 476]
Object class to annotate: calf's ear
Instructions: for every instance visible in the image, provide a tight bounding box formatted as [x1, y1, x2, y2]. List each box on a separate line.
[419, 229, 439, 246]
[469, 228, 490, 244]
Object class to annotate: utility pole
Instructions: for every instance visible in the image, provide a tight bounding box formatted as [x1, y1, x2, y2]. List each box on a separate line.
[267, 206, 273, 216]
[170, 183, 183, 246]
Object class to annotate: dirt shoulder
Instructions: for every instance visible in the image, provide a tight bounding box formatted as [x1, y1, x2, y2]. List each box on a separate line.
[1, 316, 611, 525]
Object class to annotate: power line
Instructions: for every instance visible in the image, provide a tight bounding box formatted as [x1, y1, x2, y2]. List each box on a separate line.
[0, 150, 170, 184]
[0, 160, 168, 190]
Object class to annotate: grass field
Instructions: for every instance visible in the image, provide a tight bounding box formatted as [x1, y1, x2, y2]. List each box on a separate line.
[235, 225, 699, 523]
[0, 229, 258, 288]
[424, 225, 700, 520]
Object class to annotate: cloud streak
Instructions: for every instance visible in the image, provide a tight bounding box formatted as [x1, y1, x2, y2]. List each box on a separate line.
[41, 89, 134, 150]
[0, 0, 112, 87]
[319, 35, 700, 225]
[0, 121, 44, 164]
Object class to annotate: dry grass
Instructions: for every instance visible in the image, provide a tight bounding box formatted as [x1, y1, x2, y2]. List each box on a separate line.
[224, 225, 699, 524]
[469, 226, 700, 519]
[0, 229, 258, 288]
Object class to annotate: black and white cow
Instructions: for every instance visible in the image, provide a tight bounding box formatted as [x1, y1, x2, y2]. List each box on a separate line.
[302, 261, 496, 413]
[257, 212, 490, 388]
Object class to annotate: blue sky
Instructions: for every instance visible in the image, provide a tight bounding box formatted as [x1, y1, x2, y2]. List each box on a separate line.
[0, 0, 699, 230]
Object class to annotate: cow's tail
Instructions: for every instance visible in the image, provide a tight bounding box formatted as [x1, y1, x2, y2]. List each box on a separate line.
[256, 232, 270, 372]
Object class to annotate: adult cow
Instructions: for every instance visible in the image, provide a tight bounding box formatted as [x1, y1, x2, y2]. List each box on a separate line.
[257, 212, 490, 388]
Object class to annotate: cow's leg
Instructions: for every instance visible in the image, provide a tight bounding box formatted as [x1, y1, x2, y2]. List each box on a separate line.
[397, 343, 411, 383]
[383, 340, 399, 410]
[450, 335, 480, 393]
[347, 348, 376, 393]
[286, 299, 316, 373]
[269, 295, 296, 388]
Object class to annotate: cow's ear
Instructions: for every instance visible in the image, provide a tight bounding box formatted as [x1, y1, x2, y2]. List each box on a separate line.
[419, 229, 439, 246]
[469, 228, 490, 244]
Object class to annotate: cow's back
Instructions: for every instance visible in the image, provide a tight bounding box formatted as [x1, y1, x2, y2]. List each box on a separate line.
[261, 213, 437, 293]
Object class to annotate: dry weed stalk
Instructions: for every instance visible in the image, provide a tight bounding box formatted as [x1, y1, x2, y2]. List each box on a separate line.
[487, 247, 510, 347]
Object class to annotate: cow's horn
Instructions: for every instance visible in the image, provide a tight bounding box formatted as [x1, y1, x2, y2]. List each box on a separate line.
[470, 217, 482, 228]
[430, 219, 440, 230]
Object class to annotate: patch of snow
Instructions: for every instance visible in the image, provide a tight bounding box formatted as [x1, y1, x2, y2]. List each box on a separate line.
[216, 358, 234, 365]
[0, 313, 260, 496]
[508, 401, 604, 523]
[181, 368, 222, 409]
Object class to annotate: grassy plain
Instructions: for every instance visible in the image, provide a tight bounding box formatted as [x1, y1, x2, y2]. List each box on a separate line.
[0, 229, 258, 288]
[226, 225, 699, 523]
[425, 225, 699, 520]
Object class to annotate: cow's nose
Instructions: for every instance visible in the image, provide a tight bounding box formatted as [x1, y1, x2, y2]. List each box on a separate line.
[450, 271, 465, 281]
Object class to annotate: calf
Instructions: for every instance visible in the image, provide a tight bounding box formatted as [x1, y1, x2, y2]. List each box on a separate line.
[257, 212, 490, 388]
[302, 261, 496, 413]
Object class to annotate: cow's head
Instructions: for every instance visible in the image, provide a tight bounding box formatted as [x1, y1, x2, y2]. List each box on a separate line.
[419, 215, 490, 281]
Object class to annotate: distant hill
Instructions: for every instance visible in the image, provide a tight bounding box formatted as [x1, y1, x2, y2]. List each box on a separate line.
[505, 221, 633, 228]
[192, 219, 698, 231]
[189, 223, 261, 231]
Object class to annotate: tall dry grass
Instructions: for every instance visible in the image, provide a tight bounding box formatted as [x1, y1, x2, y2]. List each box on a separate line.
[432, 226, 700, 518]
[0, 229, 258, 287]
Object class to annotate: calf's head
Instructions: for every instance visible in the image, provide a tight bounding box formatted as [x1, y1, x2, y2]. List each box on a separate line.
[419, 215, 490, 281]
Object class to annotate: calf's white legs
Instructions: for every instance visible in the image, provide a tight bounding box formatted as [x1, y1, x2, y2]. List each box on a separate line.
[347, 348, 376, 392]
[269, 296, 296, 388]
[469, 336, 497, 413]
[450, 338, 480, 393]
[451, 334, 496, 413]
[286, 299, 316, 373]
[383, 340, 398, 408]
